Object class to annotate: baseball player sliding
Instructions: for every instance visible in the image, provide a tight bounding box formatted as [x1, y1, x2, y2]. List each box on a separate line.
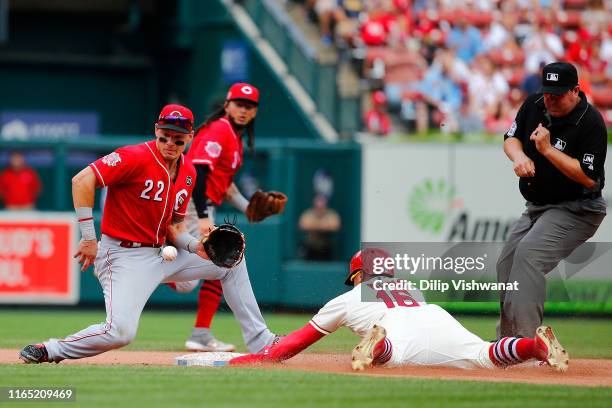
[230, 248, 569, 372]
[166, 83, 286, 352]
[19, 104, 278, 364]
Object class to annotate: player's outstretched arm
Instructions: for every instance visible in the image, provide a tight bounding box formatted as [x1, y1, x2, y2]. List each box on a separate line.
[167, 216, 210, 260]
[229, 323, 325, 365]
[224, 182, 250, 213]
[72, 167, 98, 271]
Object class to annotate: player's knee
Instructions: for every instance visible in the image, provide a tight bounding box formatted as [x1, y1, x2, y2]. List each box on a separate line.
[109, 324, 137, 347]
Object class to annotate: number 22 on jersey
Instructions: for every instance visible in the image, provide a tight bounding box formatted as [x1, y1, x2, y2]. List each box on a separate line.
[140, 180, 165, 202]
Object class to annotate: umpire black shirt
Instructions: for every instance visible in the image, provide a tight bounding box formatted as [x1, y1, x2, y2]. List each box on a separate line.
[504, 91, 607, 205]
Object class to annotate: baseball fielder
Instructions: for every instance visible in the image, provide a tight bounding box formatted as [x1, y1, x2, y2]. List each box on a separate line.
[166, 83, 286, 352]
[230, 249, 569, 371]
[19, 104, 277, 364]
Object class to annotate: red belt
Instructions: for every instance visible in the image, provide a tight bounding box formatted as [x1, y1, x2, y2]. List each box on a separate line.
[119, 241, 162, 248]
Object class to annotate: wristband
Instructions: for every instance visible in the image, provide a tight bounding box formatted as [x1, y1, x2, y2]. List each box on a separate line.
[76, 207, 96, 241]
[174, 232, 200, 253]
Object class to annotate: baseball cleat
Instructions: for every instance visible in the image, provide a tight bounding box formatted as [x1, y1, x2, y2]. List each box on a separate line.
[351, 325, 386, 371]
[185, 336, 236, 352]
[534, 326, 569, 372]
[19, 344, 49, 364]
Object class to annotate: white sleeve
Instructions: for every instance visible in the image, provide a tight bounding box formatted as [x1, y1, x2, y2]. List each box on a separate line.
[309, 295, 348, 335]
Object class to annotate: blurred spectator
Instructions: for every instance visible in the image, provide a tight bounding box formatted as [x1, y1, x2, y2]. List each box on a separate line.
[411, 50, 463, 131]
[445, 12, 483, 63]
[521, 61, 545, 96]
[307, 0, 346, 45]
[482, 12, 516, 52]
[469, 55, 510, 120]
[299, 194, 341, 261]
[457, 95, 485, 135]
[583, 38, 608, 86]
[0, 152, 42, 210]
[565, 28, 593, 67]
[522, 21, 564, 73]
[364, 90, 392, 135]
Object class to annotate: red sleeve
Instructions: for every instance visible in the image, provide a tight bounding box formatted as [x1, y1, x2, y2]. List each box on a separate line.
[190, 123, 227, 171]
[89, 146, 138, 187]
[229, 323, 325, 365]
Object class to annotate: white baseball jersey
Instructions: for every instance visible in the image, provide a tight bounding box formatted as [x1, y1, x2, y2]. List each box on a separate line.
[309, 281, 494, 369]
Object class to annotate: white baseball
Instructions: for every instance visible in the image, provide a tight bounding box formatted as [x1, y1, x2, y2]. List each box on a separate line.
[162, 246, 178, 261]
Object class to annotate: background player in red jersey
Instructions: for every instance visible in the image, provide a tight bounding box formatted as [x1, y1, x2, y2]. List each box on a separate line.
[18, 104, 277, 364]
[168, 83, 285, 352]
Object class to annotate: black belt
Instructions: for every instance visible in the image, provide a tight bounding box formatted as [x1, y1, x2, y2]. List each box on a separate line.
[531, 191, 602, 206]
[119, 241, 162, 248]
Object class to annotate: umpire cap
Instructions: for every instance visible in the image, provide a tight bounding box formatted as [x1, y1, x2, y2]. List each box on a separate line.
[539, 62, 579, 96]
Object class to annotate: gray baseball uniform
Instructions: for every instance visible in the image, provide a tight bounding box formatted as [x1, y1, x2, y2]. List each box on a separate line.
[44, 235, 273, 362]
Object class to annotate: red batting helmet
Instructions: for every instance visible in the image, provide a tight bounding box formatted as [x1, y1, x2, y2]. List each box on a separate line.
[345, 247, 394, 286]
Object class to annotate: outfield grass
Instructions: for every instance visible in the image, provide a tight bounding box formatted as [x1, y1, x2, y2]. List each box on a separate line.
[1, 310, 610, 408]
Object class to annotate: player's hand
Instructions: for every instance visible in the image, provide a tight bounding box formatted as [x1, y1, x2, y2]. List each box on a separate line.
[198, 218, 214, 240]
[74, 239, 98, 271]
[513, 153, 536, 178]
[529, 123, 552, 155]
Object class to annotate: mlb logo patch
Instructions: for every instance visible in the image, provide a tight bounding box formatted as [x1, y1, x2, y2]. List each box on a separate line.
[553, 138, 566, 151]
[546, 73, 559, 81]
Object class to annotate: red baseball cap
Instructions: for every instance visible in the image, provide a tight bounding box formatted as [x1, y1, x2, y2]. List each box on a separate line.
[372, 90, 387, 105]
[226, 83, 259, 104]
[156, 104, 194, 134]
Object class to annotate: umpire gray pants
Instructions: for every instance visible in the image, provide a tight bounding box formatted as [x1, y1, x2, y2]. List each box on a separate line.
[496, 198, 606, 338]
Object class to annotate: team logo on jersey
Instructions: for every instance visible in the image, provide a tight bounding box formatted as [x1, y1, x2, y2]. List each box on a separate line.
[186, 176, 192, 186]
[101, 152, 121, 167]
[174, 189, 188, 211]
[205, 141, 222, 158]
[583, 154, 594, 170]
[231, 151, 239, 169]
[553, 138, 566, 151]
[507, 121, 517, 137]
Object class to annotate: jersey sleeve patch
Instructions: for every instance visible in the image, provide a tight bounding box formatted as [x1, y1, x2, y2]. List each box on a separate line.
[205, 141, 222, 158]
[506, 121, 517, 137]
[101, 152, 122, 167]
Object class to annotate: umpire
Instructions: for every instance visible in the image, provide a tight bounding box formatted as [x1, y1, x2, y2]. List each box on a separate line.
[497, 61, 607, 338]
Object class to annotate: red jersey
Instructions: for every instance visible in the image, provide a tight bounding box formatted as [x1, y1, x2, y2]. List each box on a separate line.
[186, 117, 243, 205]
[89, 140, 196, 245]
[0, 166, 41, 207]
[364, 109, 392, 136]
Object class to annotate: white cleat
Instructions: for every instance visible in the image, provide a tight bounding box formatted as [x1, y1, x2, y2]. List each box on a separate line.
[351, 325, 386, 371]
[185, 336, 236, 352]
[535, 325, 569, 372]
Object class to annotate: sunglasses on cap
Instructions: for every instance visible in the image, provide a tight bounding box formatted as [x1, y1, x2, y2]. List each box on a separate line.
[157, 135, 186, 146]
[157, 115, 193, 132]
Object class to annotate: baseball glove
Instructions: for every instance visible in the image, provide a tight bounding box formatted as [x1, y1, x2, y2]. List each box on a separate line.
[202, 224, 246, 268]
[245, 191, 288, 223]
